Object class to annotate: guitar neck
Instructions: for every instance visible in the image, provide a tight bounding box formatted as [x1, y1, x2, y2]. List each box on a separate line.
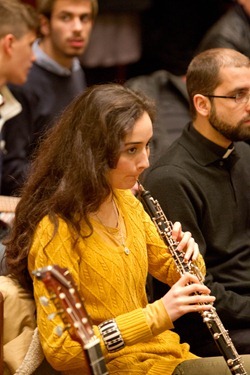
[85, 340, 109, 375]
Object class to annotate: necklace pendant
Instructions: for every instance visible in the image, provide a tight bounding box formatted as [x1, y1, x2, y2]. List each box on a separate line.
[124, 247, 130, 255]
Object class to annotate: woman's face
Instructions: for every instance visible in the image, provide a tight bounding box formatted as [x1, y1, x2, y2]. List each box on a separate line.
[108, 111, 153, 190]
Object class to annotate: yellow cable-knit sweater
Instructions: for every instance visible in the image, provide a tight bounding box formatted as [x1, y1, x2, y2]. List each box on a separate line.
[29, 189, 204, 375]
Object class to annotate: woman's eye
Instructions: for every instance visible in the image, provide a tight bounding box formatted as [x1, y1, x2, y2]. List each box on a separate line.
[127, 147, 137, 154]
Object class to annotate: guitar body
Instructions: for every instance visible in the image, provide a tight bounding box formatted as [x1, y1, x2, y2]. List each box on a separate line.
[33, 265, 109, 375]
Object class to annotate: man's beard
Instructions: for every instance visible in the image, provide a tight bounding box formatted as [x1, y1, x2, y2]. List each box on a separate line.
[209, 105, 250, 142]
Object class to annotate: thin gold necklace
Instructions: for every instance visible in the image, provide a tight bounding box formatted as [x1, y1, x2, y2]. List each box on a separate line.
[112, 199, 130, 255]
[95, 199, 130, 255]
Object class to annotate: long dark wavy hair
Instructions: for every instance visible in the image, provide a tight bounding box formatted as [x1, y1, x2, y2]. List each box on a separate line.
[5, 84, 156, 291]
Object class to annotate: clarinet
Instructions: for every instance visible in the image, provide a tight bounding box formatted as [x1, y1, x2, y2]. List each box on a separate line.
[138, 182, 248, 375]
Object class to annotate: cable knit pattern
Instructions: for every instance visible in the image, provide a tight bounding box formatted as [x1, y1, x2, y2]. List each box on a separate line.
[28, 189, 203, 374]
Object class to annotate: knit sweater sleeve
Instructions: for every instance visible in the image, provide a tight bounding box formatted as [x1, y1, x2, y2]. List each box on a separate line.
[92, 299, 174, 359]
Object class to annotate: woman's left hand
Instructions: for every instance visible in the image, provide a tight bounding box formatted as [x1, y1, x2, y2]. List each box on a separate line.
[171, 221, 199, 261]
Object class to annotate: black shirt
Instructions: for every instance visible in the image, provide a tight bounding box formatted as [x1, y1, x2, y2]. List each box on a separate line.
[145, 122, 250, 329]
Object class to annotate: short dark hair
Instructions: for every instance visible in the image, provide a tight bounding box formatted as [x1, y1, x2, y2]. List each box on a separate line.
[186, 48, 250, 118]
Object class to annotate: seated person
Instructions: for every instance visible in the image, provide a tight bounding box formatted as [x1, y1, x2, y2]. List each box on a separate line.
[144, 48, 250, 356]
[1, 275, 38, 374]
[1, 274, 60, 374]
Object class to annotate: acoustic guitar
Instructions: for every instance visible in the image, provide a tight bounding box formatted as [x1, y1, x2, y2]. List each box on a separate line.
[33, 265, 109, 375]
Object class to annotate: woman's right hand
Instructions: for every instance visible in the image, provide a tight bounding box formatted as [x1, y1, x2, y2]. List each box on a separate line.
[161, 272, 216, 322]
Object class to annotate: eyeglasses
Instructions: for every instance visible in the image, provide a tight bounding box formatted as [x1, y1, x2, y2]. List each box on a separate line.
[204, 92, 250, 104]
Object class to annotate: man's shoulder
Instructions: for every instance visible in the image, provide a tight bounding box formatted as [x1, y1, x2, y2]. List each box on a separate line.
[144, 128, 198, 182]
[125, 70, 171, 99]
[152, 135, 190, 166]
[205, 6, 246, 34]
[0, 275, 33, 302]
[7, 62, 85, 104]
[197, 5, 249, 53]
[23, 63, 63, 87]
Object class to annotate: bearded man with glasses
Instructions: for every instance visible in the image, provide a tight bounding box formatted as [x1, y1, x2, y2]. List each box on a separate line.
[144, 48, 250, 357]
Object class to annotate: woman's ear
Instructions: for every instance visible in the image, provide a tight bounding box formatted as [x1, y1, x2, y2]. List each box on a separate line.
[193, 94, 211, 117]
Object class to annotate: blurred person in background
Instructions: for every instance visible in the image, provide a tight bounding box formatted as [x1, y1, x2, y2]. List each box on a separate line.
[197, 0, 250, 57]
[0, 0, 38, 189]
[1, 0, 97, 197]
[0, 0, 38, 275]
